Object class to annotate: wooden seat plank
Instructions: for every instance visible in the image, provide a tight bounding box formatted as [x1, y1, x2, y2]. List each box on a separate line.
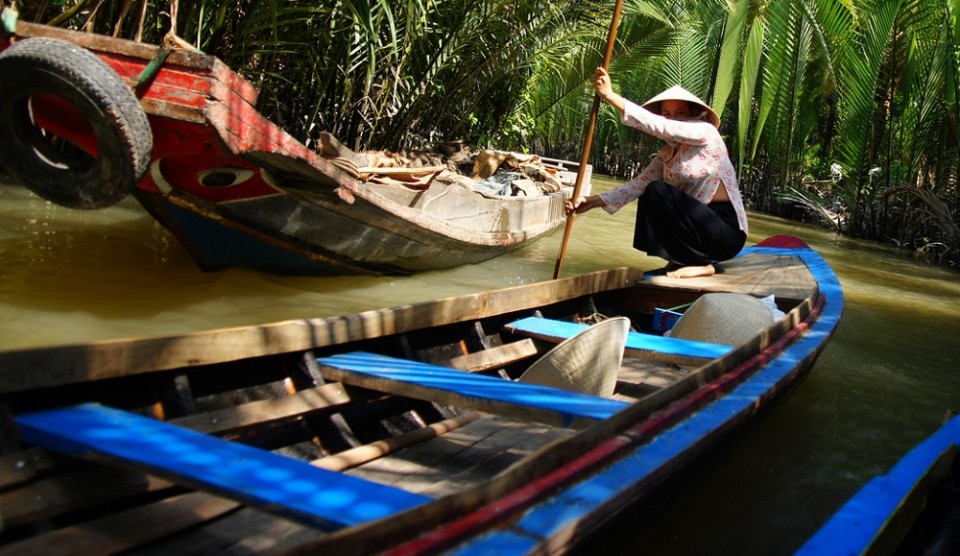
[504, 317, 731, 360]
[315, 352, 628, 429]
[439, 339, 539, 372]
[14, 403, 431, 531]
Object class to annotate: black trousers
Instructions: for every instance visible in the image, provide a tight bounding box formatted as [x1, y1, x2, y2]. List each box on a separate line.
[632, 180, 746, 265]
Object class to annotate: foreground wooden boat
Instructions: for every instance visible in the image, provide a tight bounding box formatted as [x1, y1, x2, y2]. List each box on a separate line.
[797, 411, 960, 556]
[0, 235, 842, 555]
[0, 22, 588, 275]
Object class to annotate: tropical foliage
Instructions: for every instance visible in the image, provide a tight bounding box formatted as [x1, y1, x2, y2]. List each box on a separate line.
[10, 0, 960, 268]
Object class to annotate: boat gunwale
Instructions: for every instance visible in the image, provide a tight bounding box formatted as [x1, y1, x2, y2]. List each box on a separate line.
[0, 268, 646, 393]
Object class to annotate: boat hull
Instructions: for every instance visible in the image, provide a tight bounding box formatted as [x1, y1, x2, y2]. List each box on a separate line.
[1, 22, 587, 276]
[0, 237, 843, 554]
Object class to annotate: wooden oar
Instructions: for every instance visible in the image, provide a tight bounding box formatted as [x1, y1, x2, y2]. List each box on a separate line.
[553, 0, 626, 279]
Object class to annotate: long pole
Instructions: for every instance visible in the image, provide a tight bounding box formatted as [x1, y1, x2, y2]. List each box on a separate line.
[553, 0, 625, 279]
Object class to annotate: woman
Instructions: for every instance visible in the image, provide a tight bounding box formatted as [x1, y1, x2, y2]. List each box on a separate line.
[567, 68, 748, 279]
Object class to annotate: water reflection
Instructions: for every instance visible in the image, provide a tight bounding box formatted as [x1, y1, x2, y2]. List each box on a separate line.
[3, 174, 960, 554]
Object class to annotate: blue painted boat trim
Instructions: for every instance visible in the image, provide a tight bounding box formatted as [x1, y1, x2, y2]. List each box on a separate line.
[165, 203, 358, 276]
[14, 403, 431, 530]
[316, 352, 629, 427]
[795, 413, 960, 555]
[506, 316, 732, 359]
[451, 240, 844, 553]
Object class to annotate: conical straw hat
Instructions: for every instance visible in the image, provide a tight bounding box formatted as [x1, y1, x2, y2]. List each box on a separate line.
[518, 317, 629, 396]
[665, 293, 775, 346]
[642, 85, 720, 128]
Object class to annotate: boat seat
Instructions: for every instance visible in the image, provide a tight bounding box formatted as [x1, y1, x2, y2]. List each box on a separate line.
[315, 352, 629, 429]
[503, 316, 732, 365]
[14, 403, 431, 530]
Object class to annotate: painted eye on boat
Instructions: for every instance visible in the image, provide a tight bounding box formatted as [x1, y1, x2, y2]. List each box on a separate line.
[197, 168, 255, 188]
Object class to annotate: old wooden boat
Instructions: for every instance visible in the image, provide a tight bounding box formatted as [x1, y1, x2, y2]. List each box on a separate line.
[0, 235, 843, 554]
[797, 411, 960, 556]
[0, 21, 589, 276]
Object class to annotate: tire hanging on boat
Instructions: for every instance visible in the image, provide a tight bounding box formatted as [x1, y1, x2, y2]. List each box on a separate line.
[0, 37, 153, 209]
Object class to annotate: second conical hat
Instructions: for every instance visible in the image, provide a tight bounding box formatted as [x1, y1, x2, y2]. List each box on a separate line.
[642, 85, 720, 128]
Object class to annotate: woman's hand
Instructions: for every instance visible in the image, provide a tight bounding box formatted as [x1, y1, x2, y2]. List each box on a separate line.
[593, 67, 614, 99]
[593, 67, 625, 112]
[565, 195, 603, 215]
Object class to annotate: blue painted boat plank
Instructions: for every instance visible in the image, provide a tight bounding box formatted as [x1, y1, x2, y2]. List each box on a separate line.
[14, 403, 430, 530]
[315, 352, 628, 429]
[504, 316, 732, 359]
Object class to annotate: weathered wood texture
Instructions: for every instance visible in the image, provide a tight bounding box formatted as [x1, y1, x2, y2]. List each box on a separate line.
[644, 253, 817, 302]
[347, 415, 577, 497]
[0, 268, 644, 393]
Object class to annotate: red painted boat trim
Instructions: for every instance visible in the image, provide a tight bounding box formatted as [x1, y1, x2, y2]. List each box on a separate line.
[757, 235, 810, 248]
[387, 294, 826, 555]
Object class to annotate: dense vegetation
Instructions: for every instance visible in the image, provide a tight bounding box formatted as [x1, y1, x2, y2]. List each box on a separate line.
[11, 0, 960, 268]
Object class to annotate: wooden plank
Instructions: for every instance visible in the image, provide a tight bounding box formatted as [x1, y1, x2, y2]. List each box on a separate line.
[313, 413, 481, 472]
[0, 268, 645, 394]
[315, 352, 629, 429]
[14, 403, 431, 530]
[14, 22, 260, 104]
[0, 447, 64, 489]
[504, 316, 731, 361]
[0, 466, 173, 529]
[125, 505, 325, 556]
[170, 381, 362, 435]
[348, 415, 576, 497]
[644, 252, 816, 301]
[439, 339, 539, 372]
[0, 492, 241, 556]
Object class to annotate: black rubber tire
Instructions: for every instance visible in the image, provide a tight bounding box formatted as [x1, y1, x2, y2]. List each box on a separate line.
[0, 37, 153, 209]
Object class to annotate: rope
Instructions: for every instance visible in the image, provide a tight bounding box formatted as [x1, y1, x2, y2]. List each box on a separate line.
[134, 0, 182, 95]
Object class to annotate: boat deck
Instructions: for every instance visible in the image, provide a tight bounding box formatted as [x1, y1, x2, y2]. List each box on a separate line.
[645, 251, 819, 302]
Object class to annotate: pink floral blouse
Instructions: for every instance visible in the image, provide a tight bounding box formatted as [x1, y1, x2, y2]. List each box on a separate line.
[598, 99, 749, 233]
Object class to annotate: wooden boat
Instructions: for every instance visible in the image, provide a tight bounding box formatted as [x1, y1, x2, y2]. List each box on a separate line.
[0, 235, 842, 555]
[0, 22, 589, 276]
[797, 411, 960, 556]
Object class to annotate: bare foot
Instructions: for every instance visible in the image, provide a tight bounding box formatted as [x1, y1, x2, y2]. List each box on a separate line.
[666, 263, 716, 279]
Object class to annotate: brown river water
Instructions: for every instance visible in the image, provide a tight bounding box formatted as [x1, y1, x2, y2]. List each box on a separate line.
[2, 174, 960, 554]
